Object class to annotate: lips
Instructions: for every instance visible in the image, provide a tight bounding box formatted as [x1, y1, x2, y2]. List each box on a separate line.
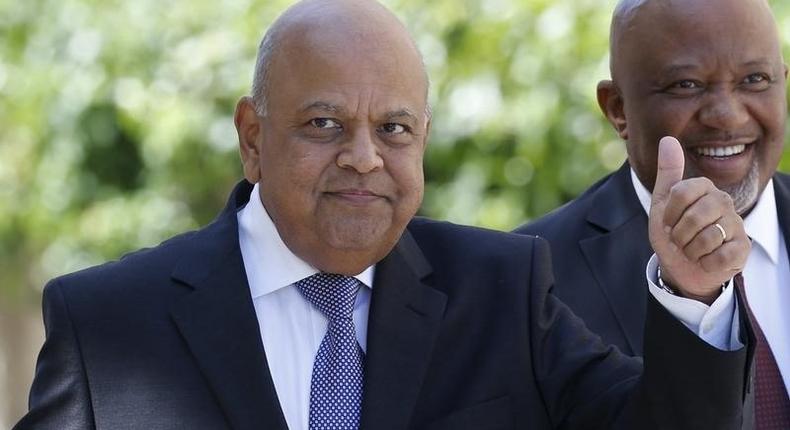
[326, 189, 387, 205]
[683, 138, 756, 184]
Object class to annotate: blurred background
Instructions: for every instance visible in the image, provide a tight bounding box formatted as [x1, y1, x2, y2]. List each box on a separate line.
[2, 0, 790, 426]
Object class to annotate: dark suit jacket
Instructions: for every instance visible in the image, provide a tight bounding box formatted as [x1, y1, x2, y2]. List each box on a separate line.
[517, 162, 790, 355]
[17, 180, 751, 430]
[517, 163, 790, 429]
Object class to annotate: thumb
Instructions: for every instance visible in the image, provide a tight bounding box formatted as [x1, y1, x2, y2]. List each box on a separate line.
[651, 136, 685, 203]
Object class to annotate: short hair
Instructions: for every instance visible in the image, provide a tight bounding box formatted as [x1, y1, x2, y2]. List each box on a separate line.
[250, 20, 286, 117]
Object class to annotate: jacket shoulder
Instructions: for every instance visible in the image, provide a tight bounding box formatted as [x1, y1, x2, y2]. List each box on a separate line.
[51, 227, 205, 297]
[407, 217, 547, 262]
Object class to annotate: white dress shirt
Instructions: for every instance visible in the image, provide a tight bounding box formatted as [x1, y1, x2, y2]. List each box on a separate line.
[632, 169, 789, 393]
[238, 183, 374, 430]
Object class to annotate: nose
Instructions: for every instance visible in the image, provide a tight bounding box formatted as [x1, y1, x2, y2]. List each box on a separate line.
[336, 129, 384, 174]
[697, 88, 750, 130]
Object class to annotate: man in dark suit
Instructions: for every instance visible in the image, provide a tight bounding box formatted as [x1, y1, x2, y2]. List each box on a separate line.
[17, 0, 755, 429]
[517, 0, 790, 427]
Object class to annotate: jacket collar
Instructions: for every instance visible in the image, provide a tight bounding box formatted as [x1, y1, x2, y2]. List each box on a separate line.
[170, 180, 290, 430]
[169, 181, 448, 430]
[580, 163, 654, 354]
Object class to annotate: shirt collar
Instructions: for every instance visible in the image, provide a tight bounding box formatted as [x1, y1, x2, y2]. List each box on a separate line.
[238, 183, 375, 298]
[629, 168, 780, 264]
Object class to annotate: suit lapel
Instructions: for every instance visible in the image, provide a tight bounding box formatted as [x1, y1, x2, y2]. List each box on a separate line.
[579, 164, 654, 354]
[360, 230, 447, 430]
[772, 173, 790, 259]
[170, 181, 288, 430]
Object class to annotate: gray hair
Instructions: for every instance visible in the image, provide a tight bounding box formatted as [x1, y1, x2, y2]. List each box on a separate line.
[250, 20, 286, 117]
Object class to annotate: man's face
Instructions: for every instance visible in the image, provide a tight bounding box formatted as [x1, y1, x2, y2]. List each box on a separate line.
[602, 0, 787, 214]
[237, 23, 429, 274]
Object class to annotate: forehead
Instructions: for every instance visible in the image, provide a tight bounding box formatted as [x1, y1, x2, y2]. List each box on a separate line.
[266, 22, 428, 115]
[618, 0, 781, 74]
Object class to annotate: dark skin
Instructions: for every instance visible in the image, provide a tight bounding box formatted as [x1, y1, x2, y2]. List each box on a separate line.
[598, 0, 772, 302]
[599, 0, 787, 215]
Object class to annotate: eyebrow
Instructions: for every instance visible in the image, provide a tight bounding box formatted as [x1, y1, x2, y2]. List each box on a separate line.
[741, 59, 775, 69]
[384, 109, 419, 123]
[299, 102, 420, 123]
[300, 101, 346, 115]
[661, 59, 777, 76]
[659, 64, 699, 76]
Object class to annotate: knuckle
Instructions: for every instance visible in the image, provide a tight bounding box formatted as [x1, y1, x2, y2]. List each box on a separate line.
[699, 197, 718, 216]
[687, 176, 714, 190]
[716, 190, 735, 210]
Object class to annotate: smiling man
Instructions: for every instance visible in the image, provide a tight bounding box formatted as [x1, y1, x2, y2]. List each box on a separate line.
[16, 0, 756, 429]
[518, 0, 790, 427]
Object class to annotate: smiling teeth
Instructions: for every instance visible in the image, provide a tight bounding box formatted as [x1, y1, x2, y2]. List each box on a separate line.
[695, 145, 746, 157]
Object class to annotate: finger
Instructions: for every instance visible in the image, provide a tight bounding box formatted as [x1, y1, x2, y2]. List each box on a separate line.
[699, 239, 750, 273]
[669, 188, 732, 247]
[662, 177, 716, 229]
[683, 221, 729, 261]
[651, 136, 685, 205]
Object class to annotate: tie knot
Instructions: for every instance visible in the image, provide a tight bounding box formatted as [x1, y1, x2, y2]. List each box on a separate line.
[297, 273, 360, 321]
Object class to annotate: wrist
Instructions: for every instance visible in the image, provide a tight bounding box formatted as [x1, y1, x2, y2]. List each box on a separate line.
[656, 265, 727, 305]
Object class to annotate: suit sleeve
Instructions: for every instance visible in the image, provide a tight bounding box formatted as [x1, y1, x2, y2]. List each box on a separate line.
[527, 237, 751, 430]
[13, 279, 96, 430]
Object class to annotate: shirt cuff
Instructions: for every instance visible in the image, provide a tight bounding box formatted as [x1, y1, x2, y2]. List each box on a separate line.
[646, 254, 742, 351]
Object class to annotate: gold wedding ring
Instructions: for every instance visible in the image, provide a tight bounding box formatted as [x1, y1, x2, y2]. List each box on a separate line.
[713, 222, 727, 242]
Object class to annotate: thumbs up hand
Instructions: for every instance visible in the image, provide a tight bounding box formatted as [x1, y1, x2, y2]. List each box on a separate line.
[648, 136, 750, 305]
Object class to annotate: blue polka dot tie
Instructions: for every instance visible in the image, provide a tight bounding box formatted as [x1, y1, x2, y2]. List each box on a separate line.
[297, 273, 365, 430]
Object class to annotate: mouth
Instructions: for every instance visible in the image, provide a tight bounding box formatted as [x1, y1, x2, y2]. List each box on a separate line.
[685, 139, 756, 183]
[692, 144, 747, 158]
[326, 189, 387, 205]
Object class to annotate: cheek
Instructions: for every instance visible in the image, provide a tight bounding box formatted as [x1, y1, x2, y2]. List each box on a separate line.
[643, 102, 695, 136]
[389, 152, 424, 198]
[260, 142, 334, 204]
[747, 95, 785, 167]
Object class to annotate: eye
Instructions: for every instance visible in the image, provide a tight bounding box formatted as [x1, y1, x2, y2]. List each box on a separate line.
[662, 79, 704, 97]
[310, 118, 342, 129]
[379, 123, 407, 134]
[743, 73, 767, 84]
[742, 73, 771, 91]
[671, 80, 701, 90]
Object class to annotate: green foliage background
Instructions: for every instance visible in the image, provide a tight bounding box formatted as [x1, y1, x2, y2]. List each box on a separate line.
[2, 0, 790, 302]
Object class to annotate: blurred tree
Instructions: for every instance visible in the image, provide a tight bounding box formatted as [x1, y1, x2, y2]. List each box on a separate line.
[1, 0, 789, 302]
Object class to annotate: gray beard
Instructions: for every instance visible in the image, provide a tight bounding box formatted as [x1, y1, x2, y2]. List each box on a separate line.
[685, 160, 761, 215]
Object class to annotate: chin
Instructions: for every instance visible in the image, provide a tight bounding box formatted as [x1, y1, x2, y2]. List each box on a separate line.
[715, 162, 761, 215]
[324, 219, 392, 250]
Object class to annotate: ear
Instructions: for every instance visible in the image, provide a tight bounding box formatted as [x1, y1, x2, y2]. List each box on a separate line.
[423, 113, 432, 149]
[784, 64, 788, 79]
[235, 96, 263, 183]
[597, 80, 628, 140]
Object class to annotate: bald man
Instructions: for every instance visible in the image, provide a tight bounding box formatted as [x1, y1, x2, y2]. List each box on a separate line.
[17, 1, 753, 429]
[518, 0, 790, 427]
